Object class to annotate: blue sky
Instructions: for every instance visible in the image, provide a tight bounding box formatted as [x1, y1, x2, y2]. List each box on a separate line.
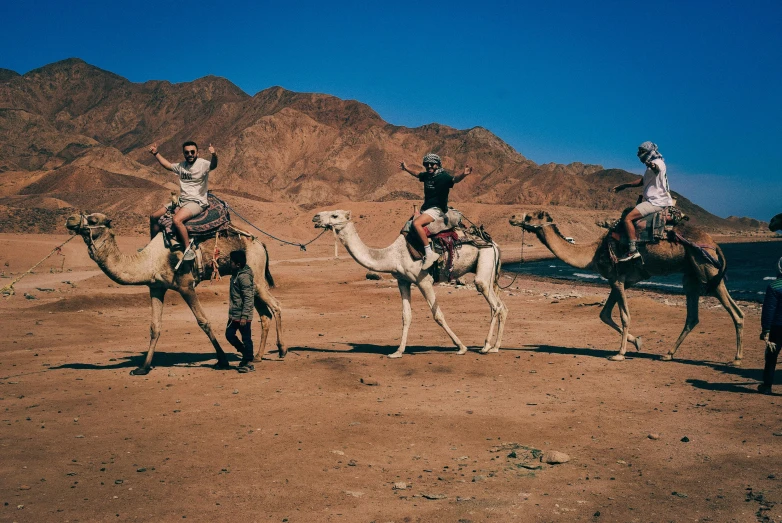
[2, 0, 780, 220]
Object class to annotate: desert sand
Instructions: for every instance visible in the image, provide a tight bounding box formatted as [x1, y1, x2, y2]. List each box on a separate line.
[0, 214, 780, 522]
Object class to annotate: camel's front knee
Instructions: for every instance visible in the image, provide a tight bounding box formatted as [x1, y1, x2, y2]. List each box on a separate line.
[149, 323, 161, 339]
[475, 280, 488, 294]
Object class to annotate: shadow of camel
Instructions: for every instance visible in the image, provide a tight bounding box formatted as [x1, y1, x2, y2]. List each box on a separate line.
[49, 351, 241, 371]
[685, 379, 769, 394]
[289, 344, 481, 356]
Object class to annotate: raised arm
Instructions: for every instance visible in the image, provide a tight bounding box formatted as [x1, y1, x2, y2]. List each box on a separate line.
[453, 165, 473, 183]
[149, 143, 174, 172]
[209, 143, 218, 170]
[399, 161, 420, 178]
[611, 177, 643, 193]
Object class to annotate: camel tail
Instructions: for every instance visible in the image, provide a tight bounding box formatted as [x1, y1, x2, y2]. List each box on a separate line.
[261, 241, 275, 289]
[705, 244, 727, 293]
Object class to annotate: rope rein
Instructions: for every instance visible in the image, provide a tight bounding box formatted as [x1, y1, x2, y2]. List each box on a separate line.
[1, 235, 77, 297]
[224, 202, 327, 251]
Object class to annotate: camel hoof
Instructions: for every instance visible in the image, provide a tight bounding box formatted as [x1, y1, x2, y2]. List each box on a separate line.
[660, 354, 673, 361]
[487, 347, 499, 353]
[608, 354, 625, 362]
[130, 367, 150, 376]
[730, 359, 742, 367]
[634, 336, 643, 352]
[457, 346, 469, 355]
[388, 351, 404, 359]
[278, 346, 287, 359]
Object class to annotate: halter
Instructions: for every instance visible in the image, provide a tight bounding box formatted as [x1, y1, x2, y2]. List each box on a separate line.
[73, 213, 110, 253]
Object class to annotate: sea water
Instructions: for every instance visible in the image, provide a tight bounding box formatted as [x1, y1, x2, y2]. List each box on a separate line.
[503, 240, 782, 302]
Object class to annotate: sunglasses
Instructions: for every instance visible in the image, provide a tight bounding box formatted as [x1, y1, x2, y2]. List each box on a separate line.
[424, 162, 438, 168]
[184, 150, 197, 155]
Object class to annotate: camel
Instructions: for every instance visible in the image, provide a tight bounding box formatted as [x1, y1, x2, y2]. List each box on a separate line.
[312, 210, 507, 357]
[770, 214, 782, 232]
[509, 210, 744, 364]
[65, 212, 284, 375]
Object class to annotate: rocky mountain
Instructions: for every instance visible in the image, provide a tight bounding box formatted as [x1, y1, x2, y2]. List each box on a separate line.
[0, 58, 760, 234]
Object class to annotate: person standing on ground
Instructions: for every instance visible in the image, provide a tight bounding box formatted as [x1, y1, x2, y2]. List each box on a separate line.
[610, 141, 673, 261]
[400, 153, 473, 269]
[148, 141, 217, 260]
[226, 250, 256, 373]
[759, 258, 782, 394]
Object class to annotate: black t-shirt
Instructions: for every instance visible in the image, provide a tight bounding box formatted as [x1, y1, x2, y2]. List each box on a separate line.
[418, 170, 455, 212]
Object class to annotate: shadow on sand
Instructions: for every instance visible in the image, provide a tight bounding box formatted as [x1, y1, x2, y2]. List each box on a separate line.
[49, 351, 241, 372]
[289, 343, 468, 356]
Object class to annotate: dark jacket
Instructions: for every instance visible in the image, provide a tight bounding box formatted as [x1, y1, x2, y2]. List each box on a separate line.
[228, 265, 255, 321]
[761, 279, 782, 331]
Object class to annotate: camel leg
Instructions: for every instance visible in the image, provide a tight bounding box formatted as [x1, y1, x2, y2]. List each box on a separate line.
[711, 280, 745, 365]
[489, 283, 509, 352]
[476, 255, 506, 353]
[255, 285, 286, 358]
[178, 287, 230, 369]
[252, 295, 272, 362]
[662, 275, 700, 362]
[388, 280, 413, 359]
[417, 277, 468, 355]
[599, 288, 643, 352]
[608, 281, 631, 361]
[131, 287, 167, 376]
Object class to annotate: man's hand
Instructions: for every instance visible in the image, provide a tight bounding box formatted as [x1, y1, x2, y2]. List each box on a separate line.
[240, 318, 248, 327]
[149, 143, 158, 155]
[209, 143, 216, 155]
[761, 330, 770, 341]
[462, 165, 473, 176]
[400, 161, 407, 171]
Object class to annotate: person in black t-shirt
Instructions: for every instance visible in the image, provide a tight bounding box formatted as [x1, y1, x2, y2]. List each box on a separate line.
[400, 153, 473, 269]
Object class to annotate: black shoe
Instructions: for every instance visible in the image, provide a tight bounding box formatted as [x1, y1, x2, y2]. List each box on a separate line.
[758, 383, 772, 395]
[237, 360, 255, 373]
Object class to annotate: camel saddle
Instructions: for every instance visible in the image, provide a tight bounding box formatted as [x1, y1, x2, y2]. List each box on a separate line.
[401, 208, 495, 282]
[158, 192, 232, 249]
[609, 206, 688, 245]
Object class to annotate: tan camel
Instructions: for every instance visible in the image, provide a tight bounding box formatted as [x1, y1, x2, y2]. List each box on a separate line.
[770, 214, 782, 232]
[65, 212, 284, 375]
[509, 210, 744, 364]
[312, 210, 507, 357]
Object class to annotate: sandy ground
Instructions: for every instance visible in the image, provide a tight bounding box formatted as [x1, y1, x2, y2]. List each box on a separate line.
[0, 231, 780, 523]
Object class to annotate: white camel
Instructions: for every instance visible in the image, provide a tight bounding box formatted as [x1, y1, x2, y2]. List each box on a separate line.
[313, 210, 507, 357]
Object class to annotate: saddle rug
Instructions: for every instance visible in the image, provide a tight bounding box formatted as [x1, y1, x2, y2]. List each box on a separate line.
[157, 192, 231, 243]
[609, 206, 687, 245]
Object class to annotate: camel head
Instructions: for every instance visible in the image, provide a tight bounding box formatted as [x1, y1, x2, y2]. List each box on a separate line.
[312, 210, 352, 232]
[65, 212, 113, 244]
[509, 210, 554, 232]
[770, 213, 782, 232]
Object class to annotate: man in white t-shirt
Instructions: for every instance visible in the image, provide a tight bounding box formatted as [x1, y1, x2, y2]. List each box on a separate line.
[148, 141, 218, 260]
[610, 141, 674, 261]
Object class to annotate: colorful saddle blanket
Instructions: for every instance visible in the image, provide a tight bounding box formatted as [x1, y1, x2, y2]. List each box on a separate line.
[158, 192, 232, 241]
[609, 206, 687, 245]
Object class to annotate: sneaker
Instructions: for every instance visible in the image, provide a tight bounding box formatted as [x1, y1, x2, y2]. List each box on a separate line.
[617, 250, 641, 262]
[421, 251, 440, 270]
[182, 248, 196, 261]
[237, 361, 255, 373]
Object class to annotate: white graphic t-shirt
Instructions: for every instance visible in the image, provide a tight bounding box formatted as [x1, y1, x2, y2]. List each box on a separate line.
[171, 158, 210, 207]
[642, 159, 673, 207]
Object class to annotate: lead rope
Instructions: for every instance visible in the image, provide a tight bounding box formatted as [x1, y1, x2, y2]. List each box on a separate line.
[1, 235, 77, 297]
[225, 201, 328, 251]
[498, 227, 523, 290]
[210, 230, 222, 282]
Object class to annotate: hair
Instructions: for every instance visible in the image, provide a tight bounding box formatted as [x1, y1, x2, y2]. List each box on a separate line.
[230, 250, 247, 267]
[182, 141, 198, 151]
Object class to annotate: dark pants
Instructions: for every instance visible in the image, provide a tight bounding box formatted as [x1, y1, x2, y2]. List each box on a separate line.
[226, 319, 253, 361]
[763, 325, 782, 388]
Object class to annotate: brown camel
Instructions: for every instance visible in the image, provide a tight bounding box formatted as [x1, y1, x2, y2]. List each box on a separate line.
[65, 212, 285, 375]
[509, 210, 744, 364]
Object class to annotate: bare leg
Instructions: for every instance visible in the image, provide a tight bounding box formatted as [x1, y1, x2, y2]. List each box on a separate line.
[388, 280, 413, 359]
[149, 207, 167, 240]
[599, 288, 642, 351]
[663, 274, 700, 361]
[131, 287, 167, 376]
[711, 280, 745, 365]
[413, 213, 435, 246]
[417, 276, 468, 354]
[172, 206, 195, 249]
[623, 208, 642, 245]
[608, 281, 631, 361]
[178, 287, 230, 369]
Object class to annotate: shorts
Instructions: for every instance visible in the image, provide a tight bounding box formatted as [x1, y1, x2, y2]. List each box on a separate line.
[159, 200, 207, 218]
[422, 207, 446, 220]
[634, 201, 665, 218]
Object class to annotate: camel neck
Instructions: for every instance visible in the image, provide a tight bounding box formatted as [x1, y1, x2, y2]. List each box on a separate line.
[536, 225, 601, 270]
[336, 222, 401, 273]
[89, 233, 158, 285]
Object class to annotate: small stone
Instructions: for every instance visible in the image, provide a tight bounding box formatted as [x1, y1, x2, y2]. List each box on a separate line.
[472, 475, 486, 482]
[540, 451, 570, 464]
[75, 435, 85, 438]
[344, 490, 364, 497]
[331, 450, 345, 456]
[232, 389, 239, 395]
[648, 433, 660, 440]
[365, 272, 382, 280]
[360, 378, 378, 386]
[421, 493, 447, 500]
[773, 432, 782, 437]
[681, 436, 690, 442]
[393, 482, 407, 490]
[137, 468, 146, 473]
[19, 485, 30, 490]
[114, 479, 124, 485]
